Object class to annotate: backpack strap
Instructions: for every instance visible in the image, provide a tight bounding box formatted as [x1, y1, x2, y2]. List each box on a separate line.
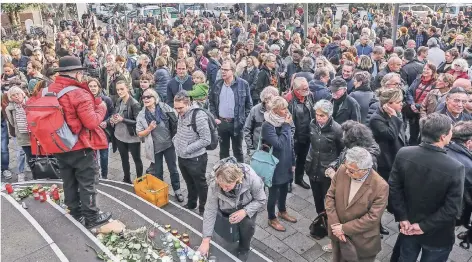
[57, 86, 79, 98]
[190, 108, 201, 133]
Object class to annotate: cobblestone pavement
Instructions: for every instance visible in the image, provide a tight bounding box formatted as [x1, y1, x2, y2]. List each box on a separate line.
[4, 142, 472, 262]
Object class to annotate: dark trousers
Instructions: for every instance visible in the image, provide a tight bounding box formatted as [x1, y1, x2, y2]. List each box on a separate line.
[309, 177, 331, 214]
[238, 214, 257, 252]
[1, 119, 9, 171]
[294, 141, 310, 183]
[408, 115, 420, 146]
[461, 203, 472, 227]
[178, 154, 208, 212]
[116, 140, 143, 181]
[267, 182, 289, 220]
[398, 235, 452, 262]
[98, 148, 109, 179]
[218, 120, 244, 162]
[150, 146, 180, 192]
[55, 148, 100, 220]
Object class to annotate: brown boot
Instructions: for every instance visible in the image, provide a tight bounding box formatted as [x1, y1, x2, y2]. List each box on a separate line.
[268, 219, 286, 232]
[278, 211, 297, 223]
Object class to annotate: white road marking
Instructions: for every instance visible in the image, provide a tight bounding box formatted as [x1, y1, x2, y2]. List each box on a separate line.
[46, 198, 119, 262]
[1, 192, 69, 262]
[100, 179, 273, 262]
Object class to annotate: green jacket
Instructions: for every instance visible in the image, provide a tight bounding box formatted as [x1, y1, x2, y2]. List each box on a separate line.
[187, 83, 209, 100]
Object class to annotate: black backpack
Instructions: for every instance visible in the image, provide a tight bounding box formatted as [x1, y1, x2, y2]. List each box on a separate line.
[159, 102, 178, 138]
[189, 108, 219, 150]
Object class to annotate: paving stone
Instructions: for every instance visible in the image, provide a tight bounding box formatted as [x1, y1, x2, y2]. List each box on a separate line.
[282, 247, 309, 262]
[381, 211, 395, 225]
[251, 239, 269, 252]
[253, 225, 271, 241]
[314, 258, 328, 262]
[260, 234, 290, 254]
[377, 242, 394, 261]
[320, 249, 333, 261]
[301, 243, 326, 262]
[385, 219, 400, 233]
[299, 204, 319, 219]
[449, 244, 472, 262]
[255, 209, 269, 229]
[313, 236, 331, 247]
[290, 217, 313, 236]
[283, 232, 316, 254]
[380, 252, 393, 262]
[384, 233, 399, 248]
[291, 183, 313, 199]
[286, 194, 312, 212]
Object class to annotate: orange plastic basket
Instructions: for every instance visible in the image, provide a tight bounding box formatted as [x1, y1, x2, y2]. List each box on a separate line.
[133, 174, 169, 207]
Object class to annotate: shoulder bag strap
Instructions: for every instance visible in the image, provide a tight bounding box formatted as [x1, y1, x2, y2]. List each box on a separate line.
[57, 86, 79, 98]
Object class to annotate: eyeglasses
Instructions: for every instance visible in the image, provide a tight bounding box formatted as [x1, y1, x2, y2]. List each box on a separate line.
[142, 96, 153, 100]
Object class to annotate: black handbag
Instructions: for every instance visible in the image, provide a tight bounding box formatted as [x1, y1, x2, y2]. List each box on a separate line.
[214, 193, 245, 243]
[309, 211, 328, 240]
[29, 156, 61, 179]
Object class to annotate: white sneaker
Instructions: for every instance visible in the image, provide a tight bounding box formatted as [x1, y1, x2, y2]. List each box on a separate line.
[17, 173, 25, 182]
[3, 170, 12, 180]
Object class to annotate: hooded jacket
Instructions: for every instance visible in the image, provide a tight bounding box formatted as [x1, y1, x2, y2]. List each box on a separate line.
[309, 80, 332, 102]
[322, 43, 341, 60]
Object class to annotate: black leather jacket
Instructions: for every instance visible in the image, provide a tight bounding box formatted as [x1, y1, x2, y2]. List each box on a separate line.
[111, 96, 141, 137]
[288, 93, 315, 143]
[305, 118, 344, 182]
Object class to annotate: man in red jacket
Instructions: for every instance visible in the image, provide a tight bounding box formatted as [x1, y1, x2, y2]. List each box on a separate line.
[49, 56, 112, 228]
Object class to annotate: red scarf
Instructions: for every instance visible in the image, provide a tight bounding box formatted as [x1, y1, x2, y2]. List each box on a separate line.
[420, 75, 434, 86]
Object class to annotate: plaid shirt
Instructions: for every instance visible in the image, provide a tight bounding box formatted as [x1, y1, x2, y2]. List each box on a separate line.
[415, 34, 424, 48]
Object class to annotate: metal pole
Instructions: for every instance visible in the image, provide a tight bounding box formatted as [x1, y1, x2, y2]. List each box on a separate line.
[160, 3, 163, 24]
[245, 3, 247, 22]
[304, 3, 308, 34]
[391, 3, 399, 43]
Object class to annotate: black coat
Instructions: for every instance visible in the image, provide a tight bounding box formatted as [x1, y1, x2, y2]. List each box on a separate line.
[389, 143, 465, 247]
[369, 108, 406, 178]
[288, 93, 315, 143]
[241, 67, 259, 88]
[252, 66, 277, 101]
[400, 60, 424, 87]
[305, 118, 343, 182]
[349, 83, 374, 124]
[331, 95, 361, 125]
[372, 66, 393, 91]
[109, 96, 141, 138]
[446, 142, 472, 208]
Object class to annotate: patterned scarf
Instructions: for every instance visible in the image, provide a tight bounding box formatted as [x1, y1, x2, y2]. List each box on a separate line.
[175, 75, 189, 92]
[264, 111, 286, 127]
[13, 102, 28, 133]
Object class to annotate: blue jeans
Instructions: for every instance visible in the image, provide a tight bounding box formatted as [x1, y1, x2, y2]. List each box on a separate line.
[1, 119, 9, 172]
[97, 148, 109, 178]
[399, 235, 452, 262]
[149, 146, 180, 192]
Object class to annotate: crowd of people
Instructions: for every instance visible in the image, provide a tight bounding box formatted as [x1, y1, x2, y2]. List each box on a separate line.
[2, 4, 472, 261]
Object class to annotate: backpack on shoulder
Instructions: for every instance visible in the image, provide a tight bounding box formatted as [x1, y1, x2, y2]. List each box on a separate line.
[26, 86, 79, 155]
[189, 108, 219, 150]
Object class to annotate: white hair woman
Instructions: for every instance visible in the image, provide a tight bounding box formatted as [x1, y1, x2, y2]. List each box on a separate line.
[325, 146, 388, 262]
[5, 86, 31, 182]
[243, 86, 279, 152]
[136, 88, 183, 202]
[448, 58, 470, 80]
[261, 96, 298, 232]
[306, 100, 343, 216]
[197, 157, 267, 261]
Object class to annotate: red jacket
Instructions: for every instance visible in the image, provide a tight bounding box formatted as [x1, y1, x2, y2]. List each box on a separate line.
[47, 75, 108, 151]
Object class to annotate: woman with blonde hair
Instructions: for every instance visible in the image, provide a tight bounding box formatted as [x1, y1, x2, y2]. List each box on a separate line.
[316, 56, 336, 80]
[241, 56, 260, 88]
[261, 96, 297, 232]
[197, 157, 267, 261]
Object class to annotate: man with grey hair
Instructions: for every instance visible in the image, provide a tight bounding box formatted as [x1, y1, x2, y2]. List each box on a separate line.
[325, 146, 388, 261]
[400, 48, 424, 86]
[287, 77, 314, 189]
[427, 38, 446, 67]
[373, 56, 402, 91]
[389, 113, 464, 261]
[294, 57, 315, 83]
[330, 77, 361, 124]
[371, 46, 385, 78]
